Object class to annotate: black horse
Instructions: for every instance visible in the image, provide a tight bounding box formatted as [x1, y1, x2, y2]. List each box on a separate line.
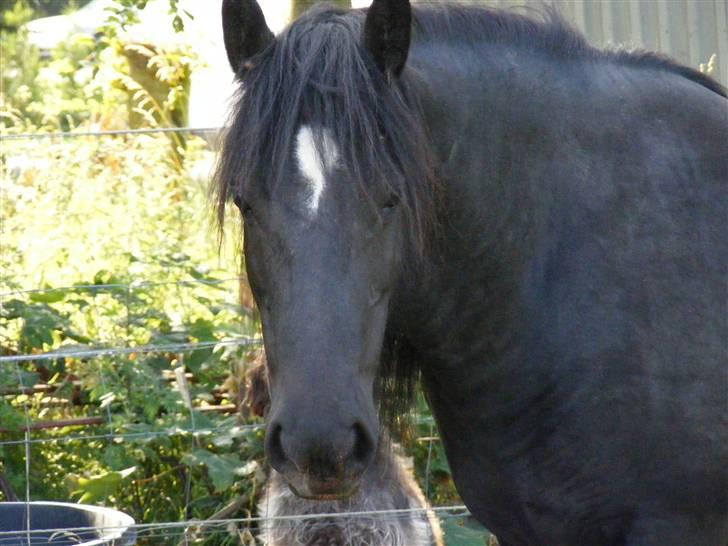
[216, 1, 728, 544]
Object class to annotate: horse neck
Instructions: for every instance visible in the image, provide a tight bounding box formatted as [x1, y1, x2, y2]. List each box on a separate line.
[398, 43, 562, 354]
[387, 44, 578, 456]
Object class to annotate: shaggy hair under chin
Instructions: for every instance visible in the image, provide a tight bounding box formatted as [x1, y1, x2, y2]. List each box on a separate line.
[258, 443, 443, 546]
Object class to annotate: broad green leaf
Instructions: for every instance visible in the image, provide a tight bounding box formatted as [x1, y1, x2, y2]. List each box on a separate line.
[440, 515, 494, 546]
[185, 347, 213, 372]
[29, 289, 66, 303]
[188, 318, 215, 341]
[102, 444, 136, 471]
[0, 402, 24, 432]
[211, 425, 250, 448]
[187, 409, 215, 430]
[182, 448, 244, 492]
[72, 466, 136, 503]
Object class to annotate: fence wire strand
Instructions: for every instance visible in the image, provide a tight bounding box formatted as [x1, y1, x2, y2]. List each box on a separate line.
[0, 505, 471, 539]
[0, 338, 261, 364]
[0, 424, 263, 448]
[0, 127, 222, 141]
[0, 276, 244, 299]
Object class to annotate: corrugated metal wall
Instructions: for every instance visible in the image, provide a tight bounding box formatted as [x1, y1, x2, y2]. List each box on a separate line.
[460, 0, 728, 86]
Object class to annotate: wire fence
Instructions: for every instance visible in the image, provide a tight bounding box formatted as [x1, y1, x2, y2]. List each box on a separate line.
[0, 505, 474, 546]
[0, 127, 222, 141]
[1, 127, 487, 545]
[0, 2, 515, 539]
[0, 277, 244, 299]
[1, 322, 476, 543]
[0, 337, 257, 364]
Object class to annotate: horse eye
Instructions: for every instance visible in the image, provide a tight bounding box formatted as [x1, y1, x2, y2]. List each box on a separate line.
[381, 199, 398, 218]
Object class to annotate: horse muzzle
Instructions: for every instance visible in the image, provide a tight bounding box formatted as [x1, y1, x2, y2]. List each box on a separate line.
[264, 416, 377, 499]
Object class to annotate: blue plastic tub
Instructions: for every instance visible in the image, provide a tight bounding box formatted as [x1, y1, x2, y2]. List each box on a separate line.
[0, 502, 135, 546]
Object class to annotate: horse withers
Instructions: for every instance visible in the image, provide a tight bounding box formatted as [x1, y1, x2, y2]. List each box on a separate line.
[244, 351, 444, 546]
[216, 0, 728, 544]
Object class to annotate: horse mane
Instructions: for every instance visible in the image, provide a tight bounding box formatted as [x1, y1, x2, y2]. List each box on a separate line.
[411, 4, 726, 98]
[608, 48, 726, 97]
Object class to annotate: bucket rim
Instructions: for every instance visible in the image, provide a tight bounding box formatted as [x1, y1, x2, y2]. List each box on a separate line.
[0, 501, 135, 546]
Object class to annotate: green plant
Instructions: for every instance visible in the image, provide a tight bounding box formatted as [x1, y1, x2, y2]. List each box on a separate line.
[1, 0, 196, 141]
[102, 0, 193, 37]
[0, 29, 128, 132]
[114, 41, 195, 169]
[1, 2, 261, 542]
[0, 127, 256, 531]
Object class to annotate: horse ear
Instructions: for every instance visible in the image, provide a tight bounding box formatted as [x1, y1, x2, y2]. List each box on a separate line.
[221, 0, 274, 75]
[363, 0, 411, 77]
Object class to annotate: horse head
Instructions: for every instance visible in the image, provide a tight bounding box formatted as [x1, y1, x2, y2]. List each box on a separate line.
[219, 0, 423, 500]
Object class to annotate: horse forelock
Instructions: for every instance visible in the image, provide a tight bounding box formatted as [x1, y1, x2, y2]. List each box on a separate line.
[214, 4, 438, 254]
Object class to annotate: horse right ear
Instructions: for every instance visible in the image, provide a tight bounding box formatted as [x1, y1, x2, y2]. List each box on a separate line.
[221, 0, 274, 75]
[363, 0, 411, 77]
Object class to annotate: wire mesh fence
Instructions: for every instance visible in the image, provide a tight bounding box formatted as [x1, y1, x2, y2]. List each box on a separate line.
[0, 325, 476, 544]
[0, 127, 223, 142]
[1, 121, 486, 544]
[0, 505, 476, 545]
[1, 279, 480, 542]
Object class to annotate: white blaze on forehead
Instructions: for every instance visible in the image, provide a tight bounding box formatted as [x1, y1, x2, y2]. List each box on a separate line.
[295, 125, 339, 214]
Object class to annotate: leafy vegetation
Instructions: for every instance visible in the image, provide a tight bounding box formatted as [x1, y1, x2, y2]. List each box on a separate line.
[0, 3, 263, 542]
[0, 105, 261, 541]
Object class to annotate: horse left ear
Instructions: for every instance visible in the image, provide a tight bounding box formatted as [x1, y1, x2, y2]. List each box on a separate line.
[363, 0, 411, 77]
[222, 0, 274, 75]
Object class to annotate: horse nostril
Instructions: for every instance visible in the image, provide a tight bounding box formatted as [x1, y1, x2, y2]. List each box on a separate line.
[266, 422, 288, 472]
[351, 421, 376, 467]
